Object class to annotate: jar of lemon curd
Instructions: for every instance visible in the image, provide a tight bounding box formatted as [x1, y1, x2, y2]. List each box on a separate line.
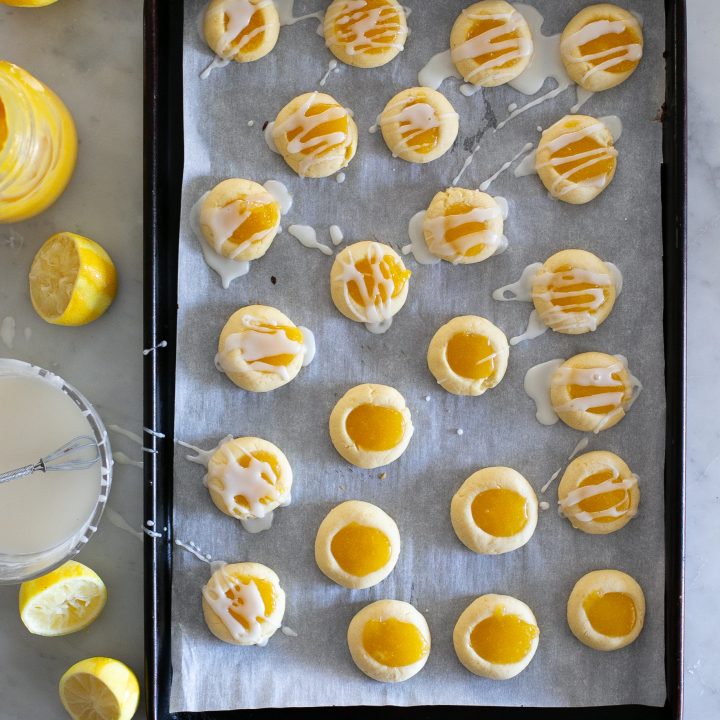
[0, 61, 77, 223]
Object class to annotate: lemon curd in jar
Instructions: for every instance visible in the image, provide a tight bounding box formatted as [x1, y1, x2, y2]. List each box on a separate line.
[0, 61, 77, 223]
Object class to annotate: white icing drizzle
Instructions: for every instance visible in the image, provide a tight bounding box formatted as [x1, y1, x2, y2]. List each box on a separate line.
[478, 142, 534, 191]
[541, 437, 590, 494]
[190, 193, 250, 288]
[402, 210, 439, 265]
[175, 538, 213, 563]
[417, 49, 460, 89]
[264, 121, 280, 154]
[508, 102, 518, 112]
[206, 0, 272, 59]
[202, 566, 274, 645]
[514, 147, 537, 177]
[559, 467, 638, 523]
[452, 142, 482, 186]
[298, 326, 316, 366]
[535, 122, 618, 198]
[494, 195, 509, 219]
[539, 501, 550, 510]
[329, 225, 344, 245]
[524, 358, 564, 425]
[510, 309, 548, 345]
[0, 316, 15, 349]
[319, 58, 338, 86]
[288, 225, 333, 255]
[460, 83, 481, 97]
[570, 86, 595, 113]
[177, 435, 233, 468]
[336, 172, 346, 183]
[143, 340, 168, 355]
[540, 467, 562, 494]
[423, 205, 504, 262]
[560, 19, 642, 83]
[493, 262, 542, 301]
[242, 514, 275, 533]
[325, 0, 407, 57]
[112, 452, 143, 469]
[144, 427, 166, 439]
[552, 362, 627, 414]
[281, 625, 298, 637]
[200, 55, 231, 80]
[263, 180, 293, 214]
[217, 314, 311, 380]
[275, 0, 324, 27]
[451, 8, 533, 85]
[598, 115, 623, 143]
[272, 91, 350, 176]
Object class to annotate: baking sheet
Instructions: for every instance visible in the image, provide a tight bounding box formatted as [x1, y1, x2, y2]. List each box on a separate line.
[170, 0, 666, 711]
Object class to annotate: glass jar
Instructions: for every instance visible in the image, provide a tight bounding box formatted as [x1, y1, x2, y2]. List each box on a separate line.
[0, 61, 77, 223]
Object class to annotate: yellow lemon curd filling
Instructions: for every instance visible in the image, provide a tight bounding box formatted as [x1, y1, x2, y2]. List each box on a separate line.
[446, 332, 496, 380]
[224, 7, 266, 55]
[335, 0, 401, 55]
[287, 102, 348, 158]
[227, 196, 279, 245]
[443, 201, 491, 257]
[226, 575, 276, 630]
[362, 618, 429, 667]
[347, 254, 410, 308]
[466, 17, 523, 69]
[331, 522, 392, 576]
[470, 608, 538, 664]
[229, 450, 281, 510]
[247, 323, 303, 368]
[583, 590, 636, 636]
[471, 489, 529, 537]
[548, 264, 609, 314]
[578, 20, 641, 74]
[551, 131, 615, 184]
[577, 469, 630, 523]
[399, 100, 439, 154]
[345, 403, 404, 452]
[0, 61, 77, 224]
[568, 371, 627, 415]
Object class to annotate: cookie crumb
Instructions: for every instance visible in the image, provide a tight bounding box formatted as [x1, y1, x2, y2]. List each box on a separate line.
[378, 472, 386, 480]
[539, 501, 550, 510]
[271, 276, 277, 285]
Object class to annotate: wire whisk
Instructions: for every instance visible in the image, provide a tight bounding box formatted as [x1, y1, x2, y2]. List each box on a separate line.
[0, 436, 100, 485]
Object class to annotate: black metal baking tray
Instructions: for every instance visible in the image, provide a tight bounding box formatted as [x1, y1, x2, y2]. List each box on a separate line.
[143, 1, 686, 717]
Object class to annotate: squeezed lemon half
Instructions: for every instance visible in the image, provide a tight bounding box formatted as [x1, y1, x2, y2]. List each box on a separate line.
[29, 231, 117, 326]
[59, 657, 139, 720]
[19, 560, 107, 637]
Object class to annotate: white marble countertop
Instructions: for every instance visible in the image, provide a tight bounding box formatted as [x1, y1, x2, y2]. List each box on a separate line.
[0, 0, 716, 718]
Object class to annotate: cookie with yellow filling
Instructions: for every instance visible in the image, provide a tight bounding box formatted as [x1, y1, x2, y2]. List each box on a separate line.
[532, 249, 618, 335]
[567, 569, 645, 651]
[202, 562, 285, 646]
[199, 179, 280, 261]
[315, 500, 400, 589]
[216, 305, 313, 392]
[323, 0, 408, 69]
[423, 188, 505, 264]
[272, 91, 358, 178]
[203, 0, 280, 63]
[453, 594, 539, 679]
[379, 87, 459, 164]
[329, 383, 413, 468]
[330, 241, 411, 333]
[427, 315, 509, 396]
[535, 115, 617, 204]
[206, 436, 292, 522]
[451, 467, 538, 554]
[560, 4, 643, 92]
[558, 450, 639, 535]
[347, 600, 431, 682]
[550, 351, 637, 432]
[450, 0, 533, 87]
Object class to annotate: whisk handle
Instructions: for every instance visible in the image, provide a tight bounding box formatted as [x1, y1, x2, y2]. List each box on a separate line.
[0, 461, 44, 484]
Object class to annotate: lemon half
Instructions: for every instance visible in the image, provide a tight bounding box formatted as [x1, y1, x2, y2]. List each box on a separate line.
[29, 231, 117, 326]
[19, 560, 107, 637]
[59, 657, 139, 720]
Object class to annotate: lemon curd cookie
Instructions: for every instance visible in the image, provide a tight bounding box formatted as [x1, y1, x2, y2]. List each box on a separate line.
[451, 467, 538, 554]
[206, 436, 292, 525]
[453, 594, 539, 679]
[423, 188, 505, 264]
[531, 249, 619, 334]
[347, 600, 431, 682]
[427, 315, 509, 396]
[567, 569, 645, 651]
[330, 241, 411, 333]
[272, 91, 358, 178]
[558, 450, 639, 534]
[216, 305, 314, 392]
[315, 500, 401, 589]
[379, 87, 459, 164]
[329, 383, 413, 468]
[450, 1, 533, 87]
[550, 352, 639, 432]
[202, 562, 285, 646]
[323, 0, 408, 69]
[535, 115, 617, 204]
[560, 4, 643, 92]
[203, 0, 280, 63]
[199, 179, 281, 262]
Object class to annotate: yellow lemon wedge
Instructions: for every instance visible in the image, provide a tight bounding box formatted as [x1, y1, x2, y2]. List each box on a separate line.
[29, 231, 117, 326]
[59, 657, 139, 720]
[19, 560, 107, 637]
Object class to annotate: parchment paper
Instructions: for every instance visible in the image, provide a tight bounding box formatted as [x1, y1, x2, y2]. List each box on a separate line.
[171, 0, 666, 711]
